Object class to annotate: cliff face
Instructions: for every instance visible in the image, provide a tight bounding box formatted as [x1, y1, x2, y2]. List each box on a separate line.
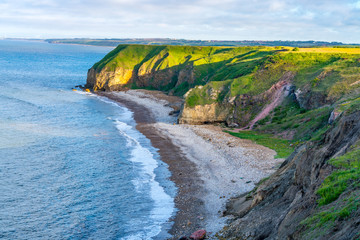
[86, 45, 196, 92]
[178, 103, 230, 124]
[85, 44, 264, 94]
[87, 45, 360, 128]
[220, 107, 360, 239]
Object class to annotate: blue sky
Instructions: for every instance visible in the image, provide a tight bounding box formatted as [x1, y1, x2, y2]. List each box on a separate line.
[1, 0, 359, 43]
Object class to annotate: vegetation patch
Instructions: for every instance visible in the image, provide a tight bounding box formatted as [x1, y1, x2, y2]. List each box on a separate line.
[300, 194, 360, 239]
[257, 100, 332, 143]
[226, 130, 294, 158]
[317, 144, 360, 206]
[185, 80, 232, 107]
[337, 96, 360, 115]
[300, 142, 360, 237]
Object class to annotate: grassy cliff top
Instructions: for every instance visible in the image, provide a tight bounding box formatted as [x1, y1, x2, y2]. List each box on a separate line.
[92, 44, 276, 72]
[90, 44, 360, 102]
[184, 47, 360, 106]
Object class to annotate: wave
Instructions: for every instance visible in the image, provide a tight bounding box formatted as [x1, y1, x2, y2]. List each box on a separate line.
[114, 119, 174, 239]
[83, 92, 174, 239]
[0, 93, 40, 108]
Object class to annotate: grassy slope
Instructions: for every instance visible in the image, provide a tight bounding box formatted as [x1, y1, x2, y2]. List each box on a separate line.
[185, 49, 360, 107]
[226, 130, 294, 158]
[300, 137, 360, 239]
[92, 45, 360, 102]
[91, 44, 277, 95]
[219, 49, 360, 158]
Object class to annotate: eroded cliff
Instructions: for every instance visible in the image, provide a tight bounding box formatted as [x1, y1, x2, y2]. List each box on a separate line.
[220, 100, 360, 239]
[87, 45, 360, 128]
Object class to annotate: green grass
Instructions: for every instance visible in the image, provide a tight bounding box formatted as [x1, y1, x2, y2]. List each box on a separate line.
[226, 130, 294, 158]
[257, 101, 332, 143]
[338, 97, 360, 115]
[300, 142, 360, 236]
[316, 146, 360, 206]
[185, 80, 232, 107]
[184, 51, 360, 107]
[91, 44, 279, 94]
[301, 195, 360, 236]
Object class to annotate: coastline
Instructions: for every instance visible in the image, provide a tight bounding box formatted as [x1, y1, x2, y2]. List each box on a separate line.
[97, 90, 284, 239]
[97, 91, 205, 238]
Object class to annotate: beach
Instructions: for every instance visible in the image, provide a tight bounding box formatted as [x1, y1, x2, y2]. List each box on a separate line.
[97, 90, 284, 239]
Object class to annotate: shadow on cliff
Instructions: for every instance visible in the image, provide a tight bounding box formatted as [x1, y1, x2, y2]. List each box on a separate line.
[94, 49, 271, 96]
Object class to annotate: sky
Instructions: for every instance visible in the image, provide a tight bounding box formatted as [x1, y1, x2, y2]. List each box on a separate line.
[1, 0, 360, 43]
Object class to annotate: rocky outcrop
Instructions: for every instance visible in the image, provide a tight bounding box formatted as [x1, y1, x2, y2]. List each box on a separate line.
[295, 86, 334, 110]
[87, 67, 134, 91]
[220, 110, 360, 239]
[233, 73, 295, 129]
[178, 103, 230, 124]
[179, 75, 296, 127]
[246, 74, 294, 129]
[86, 64, 193, 92]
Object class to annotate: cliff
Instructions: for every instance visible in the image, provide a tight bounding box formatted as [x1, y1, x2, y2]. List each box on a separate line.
[86, 44, 273, 94]
[220, 99, 360, 239]
[87, 45, 360, 128]
[87, 45, 360, 239]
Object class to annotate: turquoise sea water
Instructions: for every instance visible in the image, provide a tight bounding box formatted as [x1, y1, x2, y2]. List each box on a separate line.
[0, 40, 175, 239]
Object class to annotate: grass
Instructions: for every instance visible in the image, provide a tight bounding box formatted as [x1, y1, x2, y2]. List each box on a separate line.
[337, 96, 360, 115]
[91, 45, 360, 106]
[300, 142, 360, 237]
[184, 51, 360, 107]
[300, 194, 360, 239]
[257, 102, 333, 143]
[316, 145, 360, 206]
[294, 47, 360, 54]
[185, 80, 232, 107]
[91, 44, 279, 94]
[226, 130, 294, 158]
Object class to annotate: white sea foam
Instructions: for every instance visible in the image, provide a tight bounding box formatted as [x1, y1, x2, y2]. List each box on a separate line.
[114, 119, 174, 239]
[77, 92, 175, 239]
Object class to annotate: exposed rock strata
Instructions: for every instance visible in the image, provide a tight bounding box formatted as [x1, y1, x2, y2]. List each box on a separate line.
[178, 103, 230, 124]
[220, 110, 360, 240]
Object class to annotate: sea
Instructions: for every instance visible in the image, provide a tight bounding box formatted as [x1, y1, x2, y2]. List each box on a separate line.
[0, 40, 176, 239]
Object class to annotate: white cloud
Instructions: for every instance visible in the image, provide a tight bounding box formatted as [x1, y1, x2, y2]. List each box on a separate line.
[352, 1, 360, 9]
[0, 0, 359, 43]
[269, 1, 286, 11]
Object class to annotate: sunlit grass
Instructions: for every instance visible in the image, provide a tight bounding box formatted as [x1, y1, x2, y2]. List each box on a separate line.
[225, 130, 294, 158]
[291, 48, 360, 54]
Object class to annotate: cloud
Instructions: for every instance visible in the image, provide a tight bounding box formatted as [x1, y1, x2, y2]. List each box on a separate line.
[352, 1, 360, 9]
[0, 0, 359, 43]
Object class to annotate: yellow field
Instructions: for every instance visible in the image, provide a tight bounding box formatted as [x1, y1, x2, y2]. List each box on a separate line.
[291, 47, 360, 54]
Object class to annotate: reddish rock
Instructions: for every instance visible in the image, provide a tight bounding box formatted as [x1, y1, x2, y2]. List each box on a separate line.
[190, 229, 206, 240]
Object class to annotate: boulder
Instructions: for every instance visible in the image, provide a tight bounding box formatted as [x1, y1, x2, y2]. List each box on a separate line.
[190, 229, 206, 240]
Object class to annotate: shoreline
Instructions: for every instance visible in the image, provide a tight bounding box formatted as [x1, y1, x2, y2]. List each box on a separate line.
[97, 90, 284, 239]
[97, 91, 205, 238]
